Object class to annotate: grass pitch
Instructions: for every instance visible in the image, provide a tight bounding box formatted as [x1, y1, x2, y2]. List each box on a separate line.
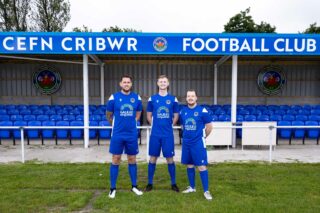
[0, 163, 319, 213]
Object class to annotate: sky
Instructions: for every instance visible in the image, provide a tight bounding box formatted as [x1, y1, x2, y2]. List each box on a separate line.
[65, 0, 320, 33]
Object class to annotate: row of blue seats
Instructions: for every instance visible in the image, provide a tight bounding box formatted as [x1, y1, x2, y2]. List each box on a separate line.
[0, 105, 107, 111]
[277, 120, 320, 144]
[0, 109, 107, 116]
[0, 114, 107, 122]
[0, 120, 112, 145]
[212, 114, 320, 122]
[204, 104, 320, 111]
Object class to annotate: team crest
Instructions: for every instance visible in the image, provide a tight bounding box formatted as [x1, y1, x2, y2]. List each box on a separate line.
[153, 37, 168, 52]
[130, 98, 135, 103]
[194, 112, 199, 116]
[32, 65, 62, 95]
[166, 100, 171, 104]
[257, 65, 286, 95]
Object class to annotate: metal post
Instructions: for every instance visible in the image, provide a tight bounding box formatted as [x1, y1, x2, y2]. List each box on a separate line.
[146, 127, 150, 162]
[214, 64, 218, 105]
[231, 55, 238, 148]
[100, 63, 105, 105]
[83, 54, 89, 148]
[20, 127, 25, 163]
[269, 125, 273, 163]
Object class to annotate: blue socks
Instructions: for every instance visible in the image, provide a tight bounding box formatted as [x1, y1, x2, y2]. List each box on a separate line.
[110, 164, 119, 189]
[200, 170, 209, 192]
[148, 162, 156, 184]
[187, 167, 196, 188]
[128, 163, 137, 187]
[168, 163, 176, 185]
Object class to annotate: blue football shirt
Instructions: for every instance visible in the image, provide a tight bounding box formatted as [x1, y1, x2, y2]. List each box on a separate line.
[147, 94, 179, 137]
[107, 92, 142, 137]
[180, 105, 212, 144]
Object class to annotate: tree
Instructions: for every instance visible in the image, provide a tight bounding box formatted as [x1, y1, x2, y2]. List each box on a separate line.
[34, 0, 70, 32]
[72, 25, 92, 32]
[102, 25, 140, 32]
[224, 8, 276, 33]
[303, 22, 320, 34]
[0, 0, 31, 31]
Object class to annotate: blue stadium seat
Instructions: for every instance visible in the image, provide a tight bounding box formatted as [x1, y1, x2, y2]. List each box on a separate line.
[37, 115, 49, 121]
[251, 109, 262, 116]
[0, 115, 10, 121]
[291, 121, 305, 144]
[218, 114, 230, 122]
[76, 115, 84, 121]
[99, 120, 111, 140]
[291, 105, 302, 111]
[6, 105, 16, 110]
[7, 109, 19, 115]
[308, 115, 320, 122]
[270, 115, 282, 122]
[211, 115, 218, 121]
[310, 109, 320, 115]
[93, 109, 105, 115]
[0, 109, 7, 115]
[278, 121, 292, 144]
[17, 105, 28, 110]
[279, 105, 290, 111]
[244, 115, 256, 121]
[20, 109, 31, 115]
[44, 109, 56, 115]
[63, 115, 75, 121]
[305, 121, 319, 144]
[298, 109, 310, 115]
[286, 109, 298, 115]
[50, 115, 62, 121]
[257, 115, 269, 121]
[70, 121, 84, 141]
[56, 121, 70, 144]
[296, 115, 308, 122]
[42, 121, 55, 144]
[27, 120, 41, 144]
[56, 109, 69, 115]
[239, 109, 250, 116]
[24, 115, 36, 121]
[274, 109, 286, 115]
[29, 105, 39, 110]
[69, 109, 81, 115]
[90, 115, 101, 121]
[13, 121, 27, 144]
[10, 115, 23, 121]
[32, 109, 44, 115]
[89, 121, 98, 140]
[283, 115, 295, 121]
[215, 108, 226, 115]
[39, 105, 50, 111]
[0, 121, 13, 144]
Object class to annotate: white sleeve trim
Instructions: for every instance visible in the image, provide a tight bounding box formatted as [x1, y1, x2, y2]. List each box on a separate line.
[148, 97, 152, 102]
[138, 95, 142, 100]
[202, 108, 208, 113]
[108, 94, 114, 100]
[174, 97, 178, 102]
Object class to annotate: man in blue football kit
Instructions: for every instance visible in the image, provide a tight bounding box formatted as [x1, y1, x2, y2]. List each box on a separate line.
[180, 90, 213, 200]
[106, 75, 143, 199]
[145, 75, 180, 192]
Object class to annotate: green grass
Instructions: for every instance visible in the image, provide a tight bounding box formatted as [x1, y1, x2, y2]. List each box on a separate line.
[0, 163, 320, 213]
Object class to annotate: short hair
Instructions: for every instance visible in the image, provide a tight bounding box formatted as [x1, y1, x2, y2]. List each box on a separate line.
[187, 89, 197, 96]
[121, 74, 133, 82]
[157, 74, 169, 81]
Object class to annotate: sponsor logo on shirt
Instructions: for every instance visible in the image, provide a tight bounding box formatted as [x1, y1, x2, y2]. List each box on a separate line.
[120, 104, 134, 117]
[185, 118, 197, 131]
[157, 106, 170, 119]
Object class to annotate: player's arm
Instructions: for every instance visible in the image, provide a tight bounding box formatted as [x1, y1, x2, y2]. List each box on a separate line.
[106, 111, 113, 125]
[205, 122, 213, 138]
[147, 112, 152, 125]
[136, 111, 142, 122]
[173, 113, 179, 125]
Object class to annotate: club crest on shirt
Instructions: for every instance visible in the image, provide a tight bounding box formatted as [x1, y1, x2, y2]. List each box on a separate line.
[194, 112, 199, 116]
[130, 98, 135, 103]
[119, 98, 122, 102]
[166, 100, 171, 105]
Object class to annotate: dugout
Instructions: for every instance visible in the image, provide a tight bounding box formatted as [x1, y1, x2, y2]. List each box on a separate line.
[0, 32, 320, 148]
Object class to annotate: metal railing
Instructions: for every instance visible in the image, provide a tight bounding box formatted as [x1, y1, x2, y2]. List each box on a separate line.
[0, 125, 319, 164]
